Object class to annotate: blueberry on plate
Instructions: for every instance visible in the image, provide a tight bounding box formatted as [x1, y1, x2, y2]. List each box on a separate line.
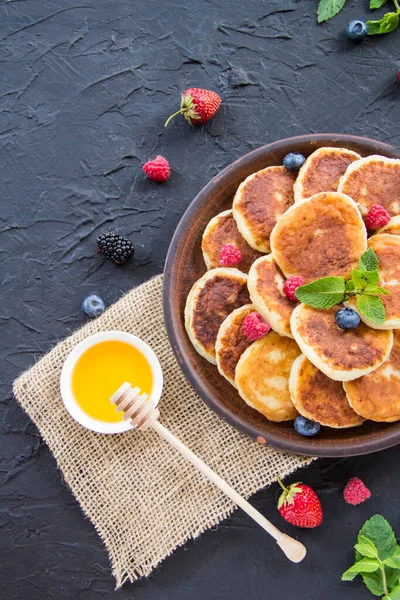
[346, 20, 367, 43]
[294, 416, 321, 437]
[283, 152, 306, 172]
[82, 294, 105, 318]
[335, 307, 361, 330]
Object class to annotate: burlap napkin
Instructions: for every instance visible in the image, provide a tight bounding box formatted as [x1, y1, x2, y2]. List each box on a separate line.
[13, 274, 314, 587]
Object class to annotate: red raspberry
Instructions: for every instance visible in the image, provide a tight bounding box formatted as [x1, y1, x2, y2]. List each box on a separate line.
[343, 477, 371, 506]
[283, 276, 305, 301]
[219, 244, 242, 267]
[143, 155, 170, 182]
[242, 312, 271, 341]
[365, 204, 391, 229]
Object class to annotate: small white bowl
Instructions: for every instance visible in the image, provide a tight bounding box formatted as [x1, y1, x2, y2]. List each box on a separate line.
[60, 331, 163, 434]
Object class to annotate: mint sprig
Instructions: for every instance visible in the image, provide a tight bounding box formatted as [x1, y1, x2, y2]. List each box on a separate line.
[294, 249, 389, 326]
[342, 515, 400, 598]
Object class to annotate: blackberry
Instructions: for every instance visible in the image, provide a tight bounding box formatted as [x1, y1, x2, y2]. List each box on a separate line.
[97, 232, 134, 265]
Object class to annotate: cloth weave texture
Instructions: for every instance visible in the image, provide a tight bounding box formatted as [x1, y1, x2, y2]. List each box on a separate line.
[13, 274, 313, 587]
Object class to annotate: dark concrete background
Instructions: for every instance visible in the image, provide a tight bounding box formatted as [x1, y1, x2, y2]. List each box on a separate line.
[1, 1, 400, 598]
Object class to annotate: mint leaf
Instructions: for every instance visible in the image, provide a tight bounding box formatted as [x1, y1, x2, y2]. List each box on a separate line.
[295, 277, 345, 308]
[356, 294, 386, 325]
[362, 571, 386, 596]
[357, 515, 397, 561]
[370, 0, 388, 8]
[355, 535, 379, 559]
[342, 558, 380, 581]
[367, 11, 399, 35]
[359, 248, 379, 272]
[384, 583, 400, 599]
[346, 279, 355, 292]
[351, 268, 379, 290]
[317, 0, 346, 23]
[385, 547, 400, 569]
[364, 284, 391, 296]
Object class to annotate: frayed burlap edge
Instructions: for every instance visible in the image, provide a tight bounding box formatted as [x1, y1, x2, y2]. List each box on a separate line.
[13, 274, 315, 588]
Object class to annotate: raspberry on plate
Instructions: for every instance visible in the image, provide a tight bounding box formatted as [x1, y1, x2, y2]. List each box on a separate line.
[343, 477, 371, 506]
[143, 155, 170, 182]
[219, 243, 242, 267]
[283, 276, 305, 301]
[365, 204, 391, 229]
[241, 312, 271, 341]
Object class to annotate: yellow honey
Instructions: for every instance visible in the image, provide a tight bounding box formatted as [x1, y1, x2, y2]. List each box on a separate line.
[71, 340, 153, 423]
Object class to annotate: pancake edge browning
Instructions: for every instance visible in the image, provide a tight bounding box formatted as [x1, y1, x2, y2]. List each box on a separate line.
[184, 267, 248, 365]
[290, 304, 394, 381]
[337, 154, 400, 216]
[294, 146, 361, 202]
[215, 303, 255, 388]
[201, 209, 233, 270]
[248, 254, 295, 338]
[232, 165, 294, 254]
[289, 354, 364, 428]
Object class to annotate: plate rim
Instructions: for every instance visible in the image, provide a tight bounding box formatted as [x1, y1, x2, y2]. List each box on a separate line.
[163, 133, 400, 457]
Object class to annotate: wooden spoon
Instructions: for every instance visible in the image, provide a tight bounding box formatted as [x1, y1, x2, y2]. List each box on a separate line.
[110, 382, 307, 563]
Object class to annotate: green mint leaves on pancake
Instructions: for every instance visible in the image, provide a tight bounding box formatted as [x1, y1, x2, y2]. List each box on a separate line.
[294, 277, 345, 308]
[342, 515, 400, 598]
[359, 248, 379, 272]
[317, 0, 346, 23]
[294, 249, 389, 325]
[356, 295, 386, 325]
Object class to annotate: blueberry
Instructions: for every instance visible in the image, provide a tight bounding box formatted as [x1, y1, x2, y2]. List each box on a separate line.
[294, 416, 321, 437]
[335, 307, 361, 330]
[82, 295, 105, 318]
[346, 20, 367, 43]
[283, 152, 306, 172]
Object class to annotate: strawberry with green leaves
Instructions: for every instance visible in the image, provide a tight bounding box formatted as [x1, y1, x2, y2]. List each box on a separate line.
[277, 478, 323, 528]
[165, 88, 221, 127]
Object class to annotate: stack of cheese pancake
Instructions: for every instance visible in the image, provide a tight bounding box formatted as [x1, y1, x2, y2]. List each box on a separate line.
[185, 147, 400, 428]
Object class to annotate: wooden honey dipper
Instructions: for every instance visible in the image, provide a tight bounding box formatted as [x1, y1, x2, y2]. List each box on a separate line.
[110, 382, 307, 563]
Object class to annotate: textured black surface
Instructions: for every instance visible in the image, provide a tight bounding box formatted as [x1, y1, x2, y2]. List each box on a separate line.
[1, 1, 400, 599]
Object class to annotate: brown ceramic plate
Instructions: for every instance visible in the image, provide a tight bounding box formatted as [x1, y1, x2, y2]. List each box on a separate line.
[163, 134, 400, 457]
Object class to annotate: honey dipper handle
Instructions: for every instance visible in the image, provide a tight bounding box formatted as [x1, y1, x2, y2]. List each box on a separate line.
[151, 420, 306, 563]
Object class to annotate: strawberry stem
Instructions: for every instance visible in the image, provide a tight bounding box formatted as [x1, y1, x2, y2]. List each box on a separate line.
[164, 108, 186, 127]
[277, 477, 288, 493]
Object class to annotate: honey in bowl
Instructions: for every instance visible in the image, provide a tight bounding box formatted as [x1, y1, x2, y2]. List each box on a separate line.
[71, 340, 153, 423]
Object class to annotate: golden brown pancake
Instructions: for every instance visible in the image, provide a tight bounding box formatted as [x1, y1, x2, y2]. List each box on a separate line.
[201, 210, 263, 273]
[338, 155, 400, 216]
[294, 147, 360, 202]
[289, 355, 364, 428]
[344, 331, 400, 422]
[377, 215, 400, 237]
[185, 268, 250, 364]
[290, 304, 393, 381]
[248, 254, 296, 338]
[215, 304, 255, 387]
[270, 192, 367, 283]
[232, 166, 296, 253]
[235, 332, 300, 422]
[346, 234, 400, 330]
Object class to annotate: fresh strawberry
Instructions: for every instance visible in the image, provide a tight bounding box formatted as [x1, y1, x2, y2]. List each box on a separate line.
[143, 155, 170, 182]
[277, 478, 322, 528]
[165, 88, 221, 127]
